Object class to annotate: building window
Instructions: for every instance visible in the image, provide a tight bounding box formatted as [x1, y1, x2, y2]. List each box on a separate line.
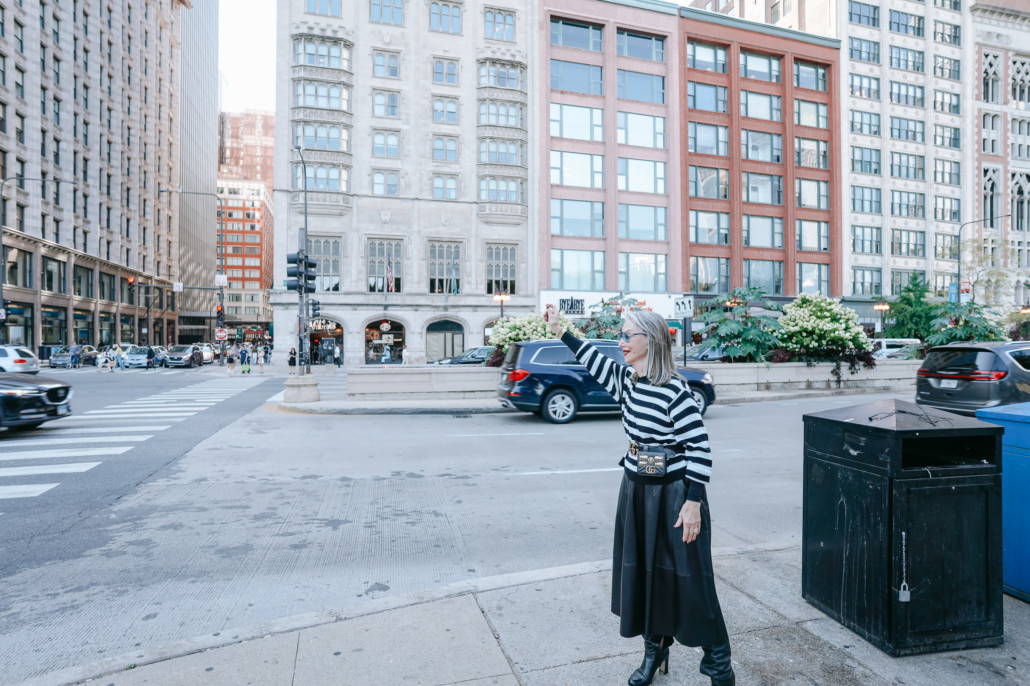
[983, 113, 1001, 154]
[794, 61, 827, 91]
[795, 137, 827, 168]
[551, 103, 603, 141]
[935, 233, 959, 260]
[796, 179, 829, 209]
[484, 8, 515, 41]
[984, 168, 1002, 228]
[687, 42, 727, 73]
[935, 0, 961, 10]
[740, 91, 782, 121]
[934, 196, 961, 223]
[891, 270, 924, 296]
[294, 164, 348, 192]
[849, 37, 880, 64]
[480, 139, 523, 165]
[688, 122, 729, 156]
[1013, 57, 1030, 108]
[429, 242, 461, 294]
[743, 215, 784, 248]
[931, 56, 959, 82]
[889, 46, 924, 72]
[891, 230, 926, 257]
[620, 204, 667, 241]
[935, 124, 961, 149]
[551, 249, 604, 290]
[851, 186, 882, 213]
[687, 81, 728, 113]
[307, 0, 342, 17]
[689, 210, 729, 245]
[429, 2, 461, 34]
[434, 136, 458, 162]
[744, 259, 783, 295]
[617, 30, 664, 62]
[891, 152, 925, 180]
[1013, 119, 1030, 160]
[890, 191, 925, 218]
[368, 239, 402, 292]
[740, 52, 781, 82]
[433, 59, 458, 84]
[797, 220, 830, 252]
[373, 90, 400, 117]
[373, 51, 400, 78]
[479, 61, 523, 89]
[854, 144, 885, 174]
[618, 112, 664, 148]
[552, 199, 604, 237]
[550, 151, 603, 188]
[852, 267, 882, 295]
[617, 70, 665, 104]
[619, 158, 666, 194]
[848, 1, 879, 27]
[889, 10, 923, 36]
[619, 253, 667, 292]
[479, 177, 523, 203]
[480, 101, 524, 127]
[294, 38, 351, 70]
[934, 20, 960, 45]
[983, 52, 1001, 104]
[550, 59, 602, 95]
[852, 225, 881, 254]
[486, 244, 516, 295]
[549, 18, 602, 51]
[308, 237, 341, 291]
[935, 159, 961, 185]
[372, 171, 399, 196]
[849, 73, 880, 100]
[742, 130, 783, 163]
[42, 256, 66, 293]
[432, 175, 458, 200]
[294, 123, 348, 151]
[373, 131, 400, 157]
[889, 82, 924, 107]
[432, 97, 458, 123]
[798, 263, 829, 295]
[934, 90, 960, 114]
[933, 273, 958, 299]
[689, 166, 728, 199]
[742, 172, 783, 205]
[691, 256, 730, 294]
[794, 100, 828, 128]
[850, 110, 880, 135]
[890, 116, 924, 142]
[370, 0, 403, 25]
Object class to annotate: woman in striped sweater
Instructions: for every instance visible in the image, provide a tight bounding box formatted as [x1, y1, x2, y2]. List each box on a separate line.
[544, 304, 735, 686]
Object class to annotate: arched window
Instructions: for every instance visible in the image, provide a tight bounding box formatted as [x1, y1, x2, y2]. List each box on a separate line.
[304, 124, 316, 148]
[316, 125, 328, 149]
[386, 133, 399, 156]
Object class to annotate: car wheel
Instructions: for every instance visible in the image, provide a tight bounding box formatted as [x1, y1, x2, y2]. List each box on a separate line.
[689, 385, 709, 416]
[187, 359, 194, 368]
[542, 389, 578, 424]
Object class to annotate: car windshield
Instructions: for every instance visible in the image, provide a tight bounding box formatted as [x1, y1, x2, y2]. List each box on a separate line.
[168, 345, 192, 353]
[129, 347, 149, 354]
[54, 347, 70, 354]
[923, 349, 1002, 373]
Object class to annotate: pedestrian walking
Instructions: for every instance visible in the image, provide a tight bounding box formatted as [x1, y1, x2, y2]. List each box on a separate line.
[401, 346, 409, 365]
[257, 345, 265, 375]
[263, 345, 270, 365]
[114, 345, 126, 371]
[543, 304, 736, 686]
[146, 346, 156, 370]
[333, 343, 341, 372]
[70, 343, 81, 369]
[287, 347, 297, 374]
[240, 345, 250, 374]
[226, 344, 237, 376]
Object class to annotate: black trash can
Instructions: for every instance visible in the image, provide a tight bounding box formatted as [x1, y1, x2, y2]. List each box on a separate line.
[802, 399, 1004, 656]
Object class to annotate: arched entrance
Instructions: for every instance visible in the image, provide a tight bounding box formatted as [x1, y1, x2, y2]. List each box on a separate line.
[308, 317, 344, 365]
[365, 319, 405, 365]
[426, 319, 465, 362]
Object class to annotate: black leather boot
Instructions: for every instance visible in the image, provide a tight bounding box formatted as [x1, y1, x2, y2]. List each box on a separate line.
[628, 634, 670, 686]
[699, 637, 735, 686]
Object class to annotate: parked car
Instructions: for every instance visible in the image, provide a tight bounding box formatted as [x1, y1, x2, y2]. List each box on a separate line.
[165, 344, 204, 368]
[498, 339, 716, 423]
[49, 345, 99, 368]
[124, 346, 168, 368]
[915, 342, 1030, 416]
[0, 372, 72, 430]
[871, 338, 921, 360]
[200, 344, 216, 364]
[431, 345, 496, 365]
[0, 345, 41, 374]
[678, 344, 726, 363]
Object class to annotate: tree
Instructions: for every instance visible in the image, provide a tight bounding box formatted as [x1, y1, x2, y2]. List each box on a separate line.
[926, 302, 1008, 345]
[577, 294, 641, 340]
[961, 235, 1024, 310]
[886, 274, 940, 340]
[696, 287, 781, 362]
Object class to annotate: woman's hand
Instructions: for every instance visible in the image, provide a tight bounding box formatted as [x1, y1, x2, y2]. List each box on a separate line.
[544, 304, 564, 337]
[674, 500, 702, 544]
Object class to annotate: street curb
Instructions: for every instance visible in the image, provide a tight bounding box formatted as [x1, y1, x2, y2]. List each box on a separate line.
[20, 542, 799, 686]
[276, 403, 512, 415]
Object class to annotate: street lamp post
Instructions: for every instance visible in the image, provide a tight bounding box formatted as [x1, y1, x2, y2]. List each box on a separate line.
[294, 146, 311, 375]
[159, 187, 226, 363]
[0, 175, 76, 345]
[873, 299, 890, 344]
[956, 213, 1012, 304]
[492, 291, 510, 318]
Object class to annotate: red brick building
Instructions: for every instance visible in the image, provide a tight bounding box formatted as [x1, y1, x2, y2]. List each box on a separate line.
[217, 179, 274, 338]
[218, 110, 275, 193]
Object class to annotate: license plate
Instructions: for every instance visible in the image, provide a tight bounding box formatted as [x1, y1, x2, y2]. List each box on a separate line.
[940, 379, 958, 389]
[56, 405, 70, 415]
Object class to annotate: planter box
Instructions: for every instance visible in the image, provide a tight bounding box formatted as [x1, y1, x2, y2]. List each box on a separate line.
[345, 366, 501, 400]
[688, 359, 921, 393]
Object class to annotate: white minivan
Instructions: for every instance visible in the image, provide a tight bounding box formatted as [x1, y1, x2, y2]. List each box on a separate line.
[870, 338, 920, 359]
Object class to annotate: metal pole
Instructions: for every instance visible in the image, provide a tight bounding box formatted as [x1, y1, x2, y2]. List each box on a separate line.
[296, 147, 310, 376]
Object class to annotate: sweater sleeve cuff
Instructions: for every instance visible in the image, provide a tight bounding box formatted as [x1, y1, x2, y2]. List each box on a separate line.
[686, 480, 705, 503]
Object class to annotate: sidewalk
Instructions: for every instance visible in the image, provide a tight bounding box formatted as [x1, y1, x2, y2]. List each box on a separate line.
[27, 546, 1028, 686]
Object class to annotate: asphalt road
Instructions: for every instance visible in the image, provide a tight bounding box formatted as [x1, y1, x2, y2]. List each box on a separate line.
[0, 389, 913, 685]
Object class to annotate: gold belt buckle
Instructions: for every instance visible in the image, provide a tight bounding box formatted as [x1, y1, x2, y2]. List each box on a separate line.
[629, 441, 639, 457]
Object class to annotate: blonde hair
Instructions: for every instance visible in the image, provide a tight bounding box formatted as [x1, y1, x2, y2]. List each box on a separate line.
[625, 309, 679, 386]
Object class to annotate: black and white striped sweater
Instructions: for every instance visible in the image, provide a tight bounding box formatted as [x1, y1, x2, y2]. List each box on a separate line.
[562, 332, 710, 501]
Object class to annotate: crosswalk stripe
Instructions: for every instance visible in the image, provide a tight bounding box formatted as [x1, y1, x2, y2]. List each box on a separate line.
[22, 425, 172, 434]
[53, 416, 187, 423]
[0, 435, 152, 448]
[0, 462, 101, 477]
[0, 484, 59, 499]
[85, 410, 198, 415]
[1, 446, 135, 461]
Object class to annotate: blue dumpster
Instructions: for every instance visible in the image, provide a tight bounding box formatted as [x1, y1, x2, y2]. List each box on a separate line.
[977, 402, 1030, 601]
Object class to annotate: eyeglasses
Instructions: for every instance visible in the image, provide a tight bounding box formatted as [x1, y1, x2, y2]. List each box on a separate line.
[616, 332, 647, 343]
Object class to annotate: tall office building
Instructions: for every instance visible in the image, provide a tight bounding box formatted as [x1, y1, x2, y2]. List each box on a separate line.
[217, 178, 273, 341]
[218, 109, 275, 192]
[273, 0, 536, 366]
[1, 0, 189, 350]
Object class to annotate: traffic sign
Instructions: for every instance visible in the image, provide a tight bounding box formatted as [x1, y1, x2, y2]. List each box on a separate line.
[215, 328, 228, 341]
[215, 274, 228, 287]
[674, 295, 695, 318]
[173, 281, 184, 293]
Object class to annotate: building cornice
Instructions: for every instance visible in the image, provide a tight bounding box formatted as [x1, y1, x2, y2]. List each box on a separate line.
[679, 6, 840, 49]
[970, 3, 1030, 25]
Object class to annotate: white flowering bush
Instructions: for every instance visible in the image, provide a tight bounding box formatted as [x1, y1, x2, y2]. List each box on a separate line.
[779, 294, 871, 357]
[489, 312, 583, 351]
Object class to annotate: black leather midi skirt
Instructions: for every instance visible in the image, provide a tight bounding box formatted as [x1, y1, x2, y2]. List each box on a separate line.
[611, 472, 729, 647]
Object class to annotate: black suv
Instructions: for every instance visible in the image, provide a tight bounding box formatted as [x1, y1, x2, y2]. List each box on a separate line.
[498, 339, 716, 423]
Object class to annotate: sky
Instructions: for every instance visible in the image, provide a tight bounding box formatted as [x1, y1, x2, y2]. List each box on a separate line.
[218, 0, 277, 113]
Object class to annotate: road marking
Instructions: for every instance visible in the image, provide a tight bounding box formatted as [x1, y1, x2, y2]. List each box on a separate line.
[1, 446, 135, 461]
[720, 449, 744, 453]
[449, 433, 547, 437]
[24, 425, 172, 434]
[511, 467, 623, 476]
[0, 484, 59, 499]
[0, 435, 152, 448]
[266, 391, 284, 402]
[53, 416, 187, 423]
[103, 404, 212, 409]
[0, 462, 101, 477]
[85, 409, 198, 415]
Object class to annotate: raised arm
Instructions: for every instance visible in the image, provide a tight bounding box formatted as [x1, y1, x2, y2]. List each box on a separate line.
[543, 304, 629, 402]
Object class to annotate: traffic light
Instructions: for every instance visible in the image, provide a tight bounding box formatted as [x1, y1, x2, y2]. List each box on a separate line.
[310, 300, 320, 318]
[215, 304, 225, 328]
[286, 253, 317, 293]
[127, 276, 136, 293]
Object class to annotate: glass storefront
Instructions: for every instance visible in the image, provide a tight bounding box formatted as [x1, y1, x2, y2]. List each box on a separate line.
[307, 318, 343, 365]
[41, 306, 67, 345]
[120, 314, 135, 344]
[364, 319, 405, 365]
[73, 310, 94, 345]
[426, 319, 464, 362]
[99, 313, 115, 346]
[2, 303, 33, 347]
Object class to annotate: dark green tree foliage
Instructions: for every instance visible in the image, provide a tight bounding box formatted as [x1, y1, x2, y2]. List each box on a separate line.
[579, 294, 640, 339]
[696, 287, 781, 362]
[886, 274, 940, 340]
[926, 302, 1008, 345]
